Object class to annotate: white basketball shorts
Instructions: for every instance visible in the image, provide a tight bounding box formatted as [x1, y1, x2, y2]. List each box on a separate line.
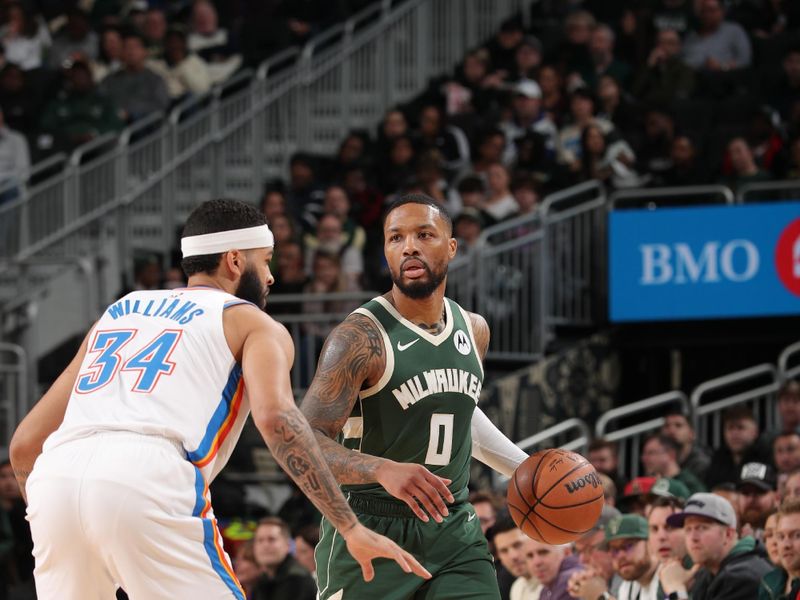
[26, 431, 245, 599]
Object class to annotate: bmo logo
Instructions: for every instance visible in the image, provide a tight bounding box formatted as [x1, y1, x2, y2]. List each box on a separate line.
[775, 218, 800, 297]
[639, 240, 760, 285]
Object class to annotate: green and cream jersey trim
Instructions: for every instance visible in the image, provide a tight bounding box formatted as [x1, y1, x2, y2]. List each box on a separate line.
[341, 295, 484, 503]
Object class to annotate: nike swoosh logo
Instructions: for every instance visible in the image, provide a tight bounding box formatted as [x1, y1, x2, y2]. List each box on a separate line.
[467, 512, 476, 522]
[397, 339, 419, 351]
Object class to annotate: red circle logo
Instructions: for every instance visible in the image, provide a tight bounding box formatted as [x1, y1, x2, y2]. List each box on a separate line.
[775, 218, 800, 297]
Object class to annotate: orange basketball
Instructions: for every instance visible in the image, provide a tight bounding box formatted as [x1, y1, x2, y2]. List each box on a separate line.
[507, 448, 605, 544]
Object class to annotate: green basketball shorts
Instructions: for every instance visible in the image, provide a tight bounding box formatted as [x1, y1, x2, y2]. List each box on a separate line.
[314, 495, 501, 600]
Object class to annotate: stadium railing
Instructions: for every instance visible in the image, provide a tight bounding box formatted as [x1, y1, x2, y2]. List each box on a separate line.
[780, 340, 800, 381]
[0, 343, 26, 449]
[595, 391, 690, 480]
[691, 363, 781, 449]
[738, 179, 800, 204]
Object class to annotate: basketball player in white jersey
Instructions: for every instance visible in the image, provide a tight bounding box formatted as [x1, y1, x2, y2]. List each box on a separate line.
[9, 199, 429, 599]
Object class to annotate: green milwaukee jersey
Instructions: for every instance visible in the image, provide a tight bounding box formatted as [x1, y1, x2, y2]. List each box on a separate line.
[341, 295, 484, 503]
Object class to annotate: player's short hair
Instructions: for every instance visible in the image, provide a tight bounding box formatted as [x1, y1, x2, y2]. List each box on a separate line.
[588, 438, 618, 456]
[257, 516, 291, 540]
[383, 193, 452, 235]
[180, 198, 267, 277]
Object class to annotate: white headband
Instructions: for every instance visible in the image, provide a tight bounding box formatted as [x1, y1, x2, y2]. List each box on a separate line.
[181, 224, 274, 258]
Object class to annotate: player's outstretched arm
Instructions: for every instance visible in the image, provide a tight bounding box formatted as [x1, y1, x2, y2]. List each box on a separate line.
[301, 313, 454, 523]
[239, 311, 430, 581]
[9, 328, 91, 502]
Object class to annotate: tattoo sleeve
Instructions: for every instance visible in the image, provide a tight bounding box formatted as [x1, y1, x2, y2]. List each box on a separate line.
[300, 314, 388, 485]
[470, 313, 491, 361]
[264, 403, 358, 533]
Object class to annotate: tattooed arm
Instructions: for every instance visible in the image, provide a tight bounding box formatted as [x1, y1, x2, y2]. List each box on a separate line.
[468, 312, 490, 361]
[301, 313, 454, 522]
[234, 307, 429, 582]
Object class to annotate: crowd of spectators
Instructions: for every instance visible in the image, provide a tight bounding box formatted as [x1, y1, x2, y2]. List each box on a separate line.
[139, 0, 800, 303]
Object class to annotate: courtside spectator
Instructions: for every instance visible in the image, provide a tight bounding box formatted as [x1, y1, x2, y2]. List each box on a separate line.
[469, 490, 501, 534]
[662, 409, 712, 480]
[527, 541, 581, 600]
[662, 493, 771, 599]
[707, 406, 774, 490]
[738, 462, 779, 535]
[251, 517, 316, 600]
[493, 516, 539, 600]
[759, 500, 800, 599]
[572, 505, 623, 597]
[641, 433, 706, 495]
[762, 510, 781, 567]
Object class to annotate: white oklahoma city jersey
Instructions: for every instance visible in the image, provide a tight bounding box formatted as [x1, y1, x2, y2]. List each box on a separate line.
[44, 287, 251, 482]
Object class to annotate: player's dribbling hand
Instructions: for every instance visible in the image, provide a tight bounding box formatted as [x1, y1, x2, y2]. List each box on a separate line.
[342, 523, 432, 582]
[376, 460, 454, 523]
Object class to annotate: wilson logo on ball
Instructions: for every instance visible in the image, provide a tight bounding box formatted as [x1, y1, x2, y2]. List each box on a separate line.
[564, 472, 601, 494]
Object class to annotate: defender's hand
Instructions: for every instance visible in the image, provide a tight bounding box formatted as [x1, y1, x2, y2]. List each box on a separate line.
[376, 460, 454, 523]
[342, 523, 431, 582]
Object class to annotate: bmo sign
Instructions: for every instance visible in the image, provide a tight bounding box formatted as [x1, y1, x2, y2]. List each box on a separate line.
[609, 201, 800, 322]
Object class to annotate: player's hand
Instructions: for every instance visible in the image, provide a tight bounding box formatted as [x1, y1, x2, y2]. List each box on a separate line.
[567, 568, 609, 599]
[376, 460, 454, 523]
[341, 523, 432, 582]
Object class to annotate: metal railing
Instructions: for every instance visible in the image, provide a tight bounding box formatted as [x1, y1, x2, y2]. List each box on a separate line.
[779, 340, 800, 382]
[609, 185, 734, 209]
[738, 179, 800, 204]
[595, 391, 690, 479]
[691, 363, 780, 449]
[267, 291, 378, 390]
[0, 342, 26, 448]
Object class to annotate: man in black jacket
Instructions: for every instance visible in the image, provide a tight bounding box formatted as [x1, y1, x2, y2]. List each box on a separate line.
[660, 493, 772, 600]
[252, 517, 316, 600]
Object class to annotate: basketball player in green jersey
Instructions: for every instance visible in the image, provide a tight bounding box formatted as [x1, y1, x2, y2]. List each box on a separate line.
[301, 195, 530, 599]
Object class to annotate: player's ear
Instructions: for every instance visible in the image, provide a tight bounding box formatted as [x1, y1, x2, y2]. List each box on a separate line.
[224, 250, 243, 276]
[448, 236, 457, 259]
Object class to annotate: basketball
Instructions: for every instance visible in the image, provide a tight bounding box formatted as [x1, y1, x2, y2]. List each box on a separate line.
[507, 448, 604, 545]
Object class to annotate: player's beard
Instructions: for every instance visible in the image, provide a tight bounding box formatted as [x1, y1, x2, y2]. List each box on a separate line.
[390, 257, 448, 299]
[235, 264, 268, 310]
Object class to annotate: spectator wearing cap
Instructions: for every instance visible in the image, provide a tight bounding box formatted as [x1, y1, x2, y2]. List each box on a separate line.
[148, 28, 211, 100]
[759, 500, 800, 600]
[651, 478, 691, 504]
[648, 494, 689, 566]
[662, 493, 771, 600]
[500, 78, 559, 165]
[641, 433, 707, 496]
[569, 514, 659, 600]
[633, 28, 695, 106]
[39, 60, 123, 152]
[47, 9, 98, 70]
[650, 0, 695, 37]
[527, 540, 581, 600]
[588, 439, 627, 497]
[662, 410, 712, 481]
[513, 36, 543, 82]
[99, 32, 170, 122]
[738, 462, 779, 535]
[683, 0, 752, 71]
[777, 380, 800, 436]
[707, 405, 774, 490]
[571, 505, 624, 597]
[619, 477, 657, 516]
[492, 515, 540, 600]
[576, 24, 632, 91]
